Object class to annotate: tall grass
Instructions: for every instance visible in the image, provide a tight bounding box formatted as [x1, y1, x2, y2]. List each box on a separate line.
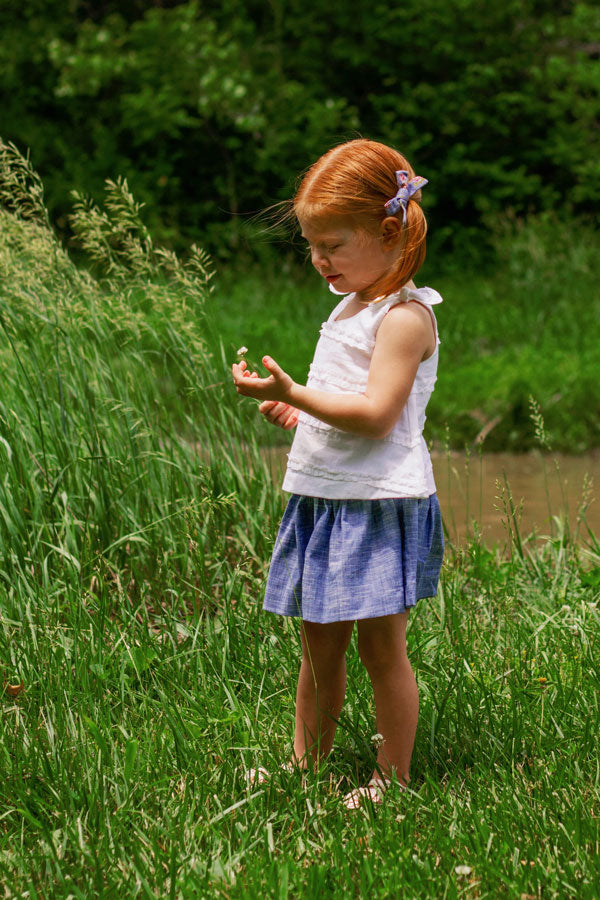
[0, 142, 599, 897]
[0, 141, 281, 616]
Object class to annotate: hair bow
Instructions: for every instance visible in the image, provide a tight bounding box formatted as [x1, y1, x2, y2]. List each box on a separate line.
[384, 170, 428, 224]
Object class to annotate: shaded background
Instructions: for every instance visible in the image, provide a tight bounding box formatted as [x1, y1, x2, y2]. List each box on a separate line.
[2, 0, 599, 257]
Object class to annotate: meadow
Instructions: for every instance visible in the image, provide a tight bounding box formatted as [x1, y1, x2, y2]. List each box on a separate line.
[0, 146, 599, 898]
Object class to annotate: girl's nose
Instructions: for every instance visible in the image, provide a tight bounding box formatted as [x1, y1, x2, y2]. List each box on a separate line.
[311, 246, 328, 268]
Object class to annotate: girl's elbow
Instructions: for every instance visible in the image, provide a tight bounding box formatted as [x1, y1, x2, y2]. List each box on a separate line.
[360, 396, 404, 439]
[363, 415, 393, 440]
[370, 411, 403, 440]
[373, 423, 394, 440]
[348, 418, 385, 439]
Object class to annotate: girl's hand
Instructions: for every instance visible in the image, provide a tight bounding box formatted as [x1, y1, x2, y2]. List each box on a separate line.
[258, 400, 299, 430]
[232, 356, 294, 403]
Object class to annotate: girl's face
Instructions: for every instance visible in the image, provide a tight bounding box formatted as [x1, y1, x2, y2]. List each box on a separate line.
[299, 219, 401, 302]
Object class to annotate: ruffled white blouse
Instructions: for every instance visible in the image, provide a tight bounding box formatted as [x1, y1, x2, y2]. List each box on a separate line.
[282, 285, 443, 499]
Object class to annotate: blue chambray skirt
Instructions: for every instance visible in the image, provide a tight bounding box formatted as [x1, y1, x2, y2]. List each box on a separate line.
[263, 494, 444, 624]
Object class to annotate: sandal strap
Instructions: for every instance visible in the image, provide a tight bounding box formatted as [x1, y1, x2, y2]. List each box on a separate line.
[343, 782, 387, 809]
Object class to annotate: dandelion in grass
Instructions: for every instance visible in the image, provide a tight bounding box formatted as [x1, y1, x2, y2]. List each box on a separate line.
[371, 733, 385, 749]
[237, 346, 248, 357]
[455, 865, 471, 876]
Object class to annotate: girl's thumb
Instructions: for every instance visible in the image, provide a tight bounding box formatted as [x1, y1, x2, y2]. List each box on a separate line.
[262, 355, 280, 374]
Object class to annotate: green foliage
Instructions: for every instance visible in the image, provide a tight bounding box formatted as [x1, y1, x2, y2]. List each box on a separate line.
[0, 140, 50, 227]
[1, 0, 598, 254]
[1, 427, 599, 895]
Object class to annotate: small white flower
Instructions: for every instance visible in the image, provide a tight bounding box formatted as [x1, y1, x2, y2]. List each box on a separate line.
[236, 346, 248, 357]
[455, 865, 472, 876]
[370, 733, 385, 748]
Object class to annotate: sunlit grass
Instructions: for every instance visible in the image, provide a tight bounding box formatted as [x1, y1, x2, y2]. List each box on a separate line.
[2, 514, 599, 896]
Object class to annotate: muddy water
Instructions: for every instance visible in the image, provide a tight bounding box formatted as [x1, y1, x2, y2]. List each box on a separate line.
[431, 451, 599, 545]
[265, 448, 599, 545]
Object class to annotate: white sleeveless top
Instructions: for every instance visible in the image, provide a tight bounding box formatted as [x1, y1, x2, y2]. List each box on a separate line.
[282, 285, 443, 499]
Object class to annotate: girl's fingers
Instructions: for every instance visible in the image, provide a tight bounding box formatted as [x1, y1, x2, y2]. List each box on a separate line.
[259, 401, 296, 428]
[272, 406, 292, 426]
[233, 360, 260, 382]
[282, 410, 299, 429]
[232, 361, 247, 382]
[263, 404, 299, 429]
[262, 401, 288, 421]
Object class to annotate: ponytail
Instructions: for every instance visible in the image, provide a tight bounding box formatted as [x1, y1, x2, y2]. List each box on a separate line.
[365, 200, 427, 301]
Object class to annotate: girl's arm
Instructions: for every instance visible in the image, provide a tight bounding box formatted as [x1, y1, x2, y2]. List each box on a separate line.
[233, 303, 433, 439]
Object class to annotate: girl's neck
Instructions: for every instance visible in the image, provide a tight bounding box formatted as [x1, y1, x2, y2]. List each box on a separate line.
[355, 279, 417, 304]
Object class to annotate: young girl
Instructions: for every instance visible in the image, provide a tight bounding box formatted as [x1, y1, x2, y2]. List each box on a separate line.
[232, 139, 444, 809]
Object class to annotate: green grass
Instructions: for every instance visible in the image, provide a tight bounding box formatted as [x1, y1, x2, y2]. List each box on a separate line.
[2, 507, 599, 897]
[0, 146, 599, 897]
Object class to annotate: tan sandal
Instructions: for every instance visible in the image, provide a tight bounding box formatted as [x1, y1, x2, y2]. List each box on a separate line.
[343, 778, 388, 810]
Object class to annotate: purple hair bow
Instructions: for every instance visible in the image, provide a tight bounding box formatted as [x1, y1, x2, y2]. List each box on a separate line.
[384, 170, 428, 224]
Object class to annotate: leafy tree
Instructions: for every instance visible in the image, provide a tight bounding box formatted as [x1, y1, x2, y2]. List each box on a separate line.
[0, 0, 597, 254]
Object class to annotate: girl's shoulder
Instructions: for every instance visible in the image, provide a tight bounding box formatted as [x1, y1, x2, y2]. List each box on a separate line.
[389, 285, 443, 308]
[379, 286, 442, 358]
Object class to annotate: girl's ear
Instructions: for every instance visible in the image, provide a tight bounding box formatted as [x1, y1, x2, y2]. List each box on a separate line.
[380, 216, 403, 249]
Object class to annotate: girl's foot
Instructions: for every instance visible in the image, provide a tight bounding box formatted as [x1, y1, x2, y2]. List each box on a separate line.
[244, 761, 298, 786]
[244, 766, 271, 786]
[343, 778, 389, 810]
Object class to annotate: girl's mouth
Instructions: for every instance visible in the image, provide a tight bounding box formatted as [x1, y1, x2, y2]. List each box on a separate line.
[325, 274, 341, 283]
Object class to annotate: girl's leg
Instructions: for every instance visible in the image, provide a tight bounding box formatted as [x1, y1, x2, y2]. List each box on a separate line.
[356, 611, 418, 787]
[293, 619, 355, 769]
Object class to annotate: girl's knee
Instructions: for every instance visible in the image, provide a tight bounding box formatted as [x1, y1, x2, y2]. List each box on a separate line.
[358, 640, 407, 676]
[301, 619, 353, 666]
[357, 616, 409, 675]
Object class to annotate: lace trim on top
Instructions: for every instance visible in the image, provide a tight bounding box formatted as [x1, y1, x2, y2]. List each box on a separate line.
[318, 323, 374, 353]
[285, 455, 428, 491]
[307, 369, 366, 392]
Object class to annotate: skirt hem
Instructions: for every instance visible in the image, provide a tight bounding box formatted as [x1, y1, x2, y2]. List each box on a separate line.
[263, 589, 438, 624]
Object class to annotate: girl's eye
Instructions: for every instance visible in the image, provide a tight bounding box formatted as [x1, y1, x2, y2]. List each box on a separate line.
[326, 244, 340, 253]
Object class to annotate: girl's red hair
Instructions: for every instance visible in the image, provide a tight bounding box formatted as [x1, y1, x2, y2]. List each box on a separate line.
[293, 139, 427, 300]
